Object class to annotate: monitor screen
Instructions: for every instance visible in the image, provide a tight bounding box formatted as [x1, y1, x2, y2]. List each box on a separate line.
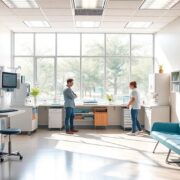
[2, 72, 17, 89]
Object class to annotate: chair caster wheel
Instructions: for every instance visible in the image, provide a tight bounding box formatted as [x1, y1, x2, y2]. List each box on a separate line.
[0, 158, 4, 162]
[19, 156, 23, 160]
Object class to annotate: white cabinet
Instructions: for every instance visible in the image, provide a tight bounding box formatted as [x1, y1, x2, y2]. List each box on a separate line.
[149, 74, 170, 105]
[10, 106, 38, 134]
[48, 108, 64, 129]
[170, 92, 180, 123]
[144, 106, 170, 131]
[121, 108, 132, 130]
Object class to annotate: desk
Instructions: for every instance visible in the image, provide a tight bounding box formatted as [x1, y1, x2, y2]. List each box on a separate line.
[38, 104, 127, 127]
[0, 110, 25, 152]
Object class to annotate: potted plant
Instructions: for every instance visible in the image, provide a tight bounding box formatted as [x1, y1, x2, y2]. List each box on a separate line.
[159, 65, 164, 74]
[30, 87, 40, 107]
[106, 94, 113, 104]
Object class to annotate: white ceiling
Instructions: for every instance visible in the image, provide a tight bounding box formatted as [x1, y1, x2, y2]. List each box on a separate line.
[0, 0, 180, 33]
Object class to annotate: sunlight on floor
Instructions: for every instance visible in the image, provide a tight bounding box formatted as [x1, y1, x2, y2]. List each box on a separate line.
[43, 132, 159, 166]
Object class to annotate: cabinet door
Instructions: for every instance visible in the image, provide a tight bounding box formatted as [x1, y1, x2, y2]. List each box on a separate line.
[144, 108, 152, 131]
[48, 109, 63, 128]
[94, 112, 108, 126]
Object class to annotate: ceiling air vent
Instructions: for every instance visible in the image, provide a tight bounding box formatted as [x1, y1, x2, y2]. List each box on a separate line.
[75, 9, 104, 16]
[73, 0, 107, 16]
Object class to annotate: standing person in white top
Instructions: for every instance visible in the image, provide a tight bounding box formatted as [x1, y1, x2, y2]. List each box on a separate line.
[127, 81, 142, 135]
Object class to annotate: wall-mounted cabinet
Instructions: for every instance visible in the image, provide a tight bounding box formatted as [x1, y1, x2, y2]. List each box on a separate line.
[149, 73, 170, 105]
[171, 71, 180, 92]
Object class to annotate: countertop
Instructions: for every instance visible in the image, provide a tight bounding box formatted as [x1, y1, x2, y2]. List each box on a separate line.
[0, 110, 25, 118]
[25, 103, 128, 108]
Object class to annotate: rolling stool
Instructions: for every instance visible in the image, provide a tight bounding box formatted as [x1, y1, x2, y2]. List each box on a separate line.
[0, 128, 23, 162]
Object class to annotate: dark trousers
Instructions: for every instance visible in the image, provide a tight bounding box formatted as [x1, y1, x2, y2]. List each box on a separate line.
[65, 107, 74, 131]
[131, 109, 142, 133]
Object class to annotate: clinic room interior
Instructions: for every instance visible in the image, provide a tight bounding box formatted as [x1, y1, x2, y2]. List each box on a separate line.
[0, 0, 180, 180]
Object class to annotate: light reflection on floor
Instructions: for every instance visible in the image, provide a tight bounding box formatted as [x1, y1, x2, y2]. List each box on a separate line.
[0, 129, 179, 180]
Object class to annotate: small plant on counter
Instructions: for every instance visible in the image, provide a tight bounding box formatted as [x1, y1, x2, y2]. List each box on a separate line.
[106, 94, 113, 102]
[30, 87, 40, 106]
[159, 64, 164, 74]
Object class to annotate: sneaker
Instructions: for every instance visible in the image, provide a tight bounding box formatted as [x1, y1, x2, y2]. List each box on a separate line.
[138, 130, 144, 134]
[71, 129, 79, 133]
[127, 132, 137, 136]
[66, 130, 74, 134]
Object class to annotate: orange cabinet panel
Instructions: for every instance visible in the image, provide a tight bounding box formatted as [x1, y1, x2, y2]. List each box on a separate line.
[94, 112, 108, 126]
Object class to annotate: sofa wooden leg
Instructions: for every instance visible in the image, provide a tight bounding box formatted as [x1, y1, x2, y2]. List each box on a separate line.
[166, 150, 180, 164]
[153, 141, 159, 153]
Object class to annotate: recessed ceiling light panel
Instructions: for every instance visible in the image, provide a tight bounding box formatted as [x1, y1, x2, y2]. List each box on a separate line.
[2, 0, 39, 8]
[125, 22, 152, 28]
[75, 21, 100, 28]
[24, 21, 50, 28]
[140, 0, 180, 10]
[74, 0, 106, 9]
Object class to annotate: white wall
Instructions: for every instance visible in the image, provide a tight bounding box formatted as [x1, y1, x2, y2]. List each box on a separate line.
[0, 27, 11, 67]
[155, 17, 180, 72]
[155, 17, 180, 123]
[0, 27, 11, 108]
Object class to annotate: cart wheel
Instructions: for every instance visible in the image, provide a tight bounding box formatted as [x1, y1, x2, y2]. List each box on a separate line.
[19, 156, 23, 160]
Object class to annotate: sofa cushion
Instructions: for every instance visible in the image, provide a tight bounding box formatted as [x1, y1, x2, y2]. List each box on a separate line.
[151, 131, 180, 154]
[151, 131, 178, 141]
[166, 138, 180, 154]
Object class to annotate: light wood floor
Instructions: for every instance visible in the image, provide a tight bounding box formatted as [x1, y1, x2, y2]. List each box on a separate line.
[0, 129, 180, 180]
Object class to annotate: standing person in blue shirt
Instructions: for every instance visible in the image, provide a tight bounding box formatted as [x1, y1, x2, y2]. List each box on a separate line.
[63, 78, 78, 134]
[127, 81, 143, 136]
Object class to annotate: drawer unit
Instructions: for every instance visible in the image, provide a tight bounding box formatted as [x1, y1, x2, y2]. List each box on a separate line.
[121, 108, 132, 130]
[48, 108, 64, 129]
[94, 112, 108, 126]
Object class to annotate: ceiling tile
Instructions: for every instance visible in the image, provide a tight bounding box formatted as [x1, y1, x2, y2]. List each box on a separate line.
[103, 9, 136, 16]
[106, 0, 142, 9]
[164, 10, 180, 16]
[50, 21, 74, 28]
[42, 8, 73, 16]
[172, 2, 180, 9]
[11, 9, 43, 16]
[102, 21, 126, 28]
[135, 10, 167, 17]
[46, 15, 73, 22]
[151, 22, 169, 29]
[103, 16, 131, 21]
[38, 0, 72, 8]
[0, 9, 13, 15]
[17, 15, 46, 21]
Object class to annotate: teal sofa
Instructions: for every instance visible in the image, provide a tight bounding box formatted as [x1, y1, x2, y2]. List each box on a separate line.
[151, 122, 180, 163]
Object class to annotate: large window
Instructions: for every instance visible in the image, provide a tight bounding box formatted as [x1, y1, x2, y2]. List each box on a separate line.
[131, 34, 153, 57]
[106, 34, 130, 56]
[37, 58, 55, 101]
[14, 33, 33, 56]
[57, 57, 80, 99]
[82, 58, 104, 99]
[35, 33, 55, 56]
[14, 57, 34, 86]
[131, 57, 153, 98]
[57, 34, 80, 56]
[106, 57, 130, 99]
[82, 34, 104, 56]
[13, 33, 154, 102]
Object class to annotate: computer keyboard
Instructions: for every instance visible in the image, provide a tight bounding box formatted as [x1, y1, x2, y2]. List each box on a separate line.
[0, 109, 18, 113]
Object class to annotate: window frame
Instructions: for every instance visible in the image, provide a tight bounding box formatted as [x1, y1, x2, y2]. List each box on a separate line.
[12, 32, 155, 101]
